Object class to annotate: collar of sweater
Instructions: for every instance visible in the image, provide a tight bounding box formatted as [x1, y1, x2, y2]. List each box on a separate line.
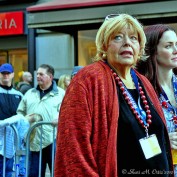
[0, 84, 13, 90]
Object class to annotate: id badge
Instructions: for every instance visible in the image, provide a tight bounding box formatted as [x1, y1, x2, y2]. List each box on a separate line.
[139, 134, 162, 159]
[172, 149, 177, 164]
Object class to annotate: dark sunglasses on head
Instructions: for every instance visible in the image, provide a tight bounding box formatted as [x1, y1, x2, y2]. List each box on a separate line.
[105, 14, 136, 21]
[105, 14, 120, 20]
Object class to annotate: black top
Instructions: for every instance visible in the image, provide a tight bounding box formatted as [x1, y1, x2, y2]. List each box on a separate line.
[117, 81, 173, 176]
[37, 82, 53, 99]
[19, 83, 32, 95]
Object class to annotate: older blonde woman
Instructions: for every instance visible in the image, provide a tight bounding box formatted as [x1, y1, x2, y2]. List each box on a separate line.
[55, 14, 174, 177]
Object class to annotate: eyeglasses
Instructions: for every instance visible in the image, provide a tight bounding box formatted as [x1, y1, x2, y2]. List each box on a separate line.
[105, 14, 120, 20]
[105, 14, 137, 21]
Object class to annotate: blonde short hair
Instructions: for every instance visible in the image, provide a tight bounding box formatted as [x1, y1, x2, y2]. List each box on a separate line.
[94, 14, 146, 61]
[58, 74, 71, 90]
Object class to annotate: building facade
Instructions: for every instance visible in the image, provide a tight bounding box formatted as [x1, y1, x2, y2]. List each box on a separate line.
[2, 0, 177, 84]
[0, 0, 45, 85]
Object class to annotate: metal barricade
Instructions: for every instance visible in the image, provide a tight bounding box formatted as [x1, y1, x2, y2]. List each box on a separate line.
[1, 121, 56, 177]
[25, 121, 56, 177]
[2, 124, 21, 177]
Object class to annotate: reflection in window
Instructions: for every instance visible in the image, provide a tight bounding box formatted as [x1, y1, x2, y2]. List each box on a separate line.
[78, 30, 97, 66]
[0, 49, 28, 86]
[0, 51, 7, 64]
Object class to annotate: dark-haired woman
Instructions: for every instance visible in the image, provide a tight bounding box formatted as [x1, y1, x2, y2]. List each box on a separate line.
[137, 24, 177, 176]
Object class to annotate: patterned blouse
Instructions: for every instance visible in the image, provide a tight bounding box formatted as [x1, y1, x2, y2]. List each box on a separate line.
[159, 74, 177, 177]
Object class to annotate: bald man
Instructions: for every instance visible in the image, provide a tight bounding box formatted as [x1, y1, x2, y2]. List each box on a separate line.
[17, 71, 33, 94]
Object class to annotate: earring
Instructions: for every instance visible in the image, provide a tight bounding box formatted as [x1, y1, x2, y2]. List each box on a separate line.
[137, 55, 141, 60]
[102, 53, 107, 59]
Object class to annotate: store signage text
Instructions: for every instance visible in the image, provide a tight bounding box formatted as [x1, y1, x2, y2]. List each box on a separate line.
[0, 11, 24, 36]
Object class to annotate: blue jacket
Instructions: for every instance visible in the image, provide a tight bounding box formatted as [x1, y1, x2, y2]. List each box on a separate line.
[0, 85, 23, 120]
[0, 85, 23, 158]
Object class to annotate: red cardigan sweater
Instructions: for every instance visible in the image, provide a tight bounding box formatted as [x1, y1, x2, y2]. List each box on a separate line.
[55, 60, 173, 177]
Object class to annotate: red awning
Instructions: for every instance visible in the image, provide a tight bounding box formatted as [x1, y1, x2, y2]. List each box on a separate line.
[27, 0, 147, 12]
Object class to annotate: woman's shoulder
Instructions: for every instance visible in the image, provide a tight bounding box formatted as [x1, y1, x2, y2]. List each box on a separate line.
[70, 61, 112, 88]
[77, 61, 111, 78]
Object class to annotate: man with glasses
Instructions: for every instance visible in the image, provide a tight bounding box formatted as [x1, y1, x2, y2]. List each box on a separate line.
[0, 63, 23, 177]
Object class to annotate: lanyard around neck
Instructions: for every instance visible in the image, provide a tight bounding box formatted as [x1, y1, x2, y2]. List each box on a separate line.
[130, 69, 147, 126]
[105, 60, 148, 126]
[109, 64, 152, 136]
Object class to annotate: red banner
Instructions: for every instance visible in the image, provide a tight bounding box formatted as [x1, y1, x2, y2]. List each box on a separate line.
[0, 11, 24, 36]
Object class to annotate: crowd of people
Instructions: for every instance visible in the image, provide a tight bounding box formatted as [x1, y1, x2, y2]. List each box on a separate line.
[1, 13, 177, 177]
[0, 63, 83, 177]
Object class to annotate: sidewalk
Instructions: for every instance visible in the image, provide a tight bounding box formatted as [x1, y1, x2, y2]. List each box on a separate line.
[45, 165, 50, 177]
[12, 165, 51, 177]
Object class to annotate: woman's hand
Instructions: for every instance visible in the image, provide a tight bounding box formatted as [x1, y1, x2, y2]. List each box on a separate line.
[52, 118, 58, 126]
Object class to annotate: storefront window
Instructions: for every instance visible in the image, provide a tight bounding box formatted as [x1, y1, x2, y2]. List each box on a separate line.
[78, 23, 177, 68]
[78, 30, 97, 66]
[0, 51, 7, 64]
[0, 49, 28, 86]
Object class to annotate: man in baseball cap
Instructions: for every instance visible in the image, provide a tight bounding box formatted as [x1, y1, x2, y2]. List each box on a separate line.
[0, 63, 14, 87]
[0, 63, 23, 177]
[0, 63, 14, 73]
[71, 66, 84, 79]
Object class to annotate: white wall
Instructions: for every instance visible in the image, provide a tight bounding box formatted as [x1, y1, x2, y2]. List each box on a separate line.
[35, 32, 74, 81]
